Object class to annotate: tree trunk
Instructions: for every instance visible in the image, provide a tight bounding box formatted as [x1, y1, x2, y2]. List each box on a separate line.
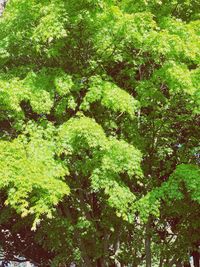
[184, 262, 191, 267]
[96, 258, 102, 267]
[145, 218, 152, 267]
[114, 240, 121, 267]
[192, 251, 200, 267]
[159, 257, 163, 267]
[176, 260, 182, 267]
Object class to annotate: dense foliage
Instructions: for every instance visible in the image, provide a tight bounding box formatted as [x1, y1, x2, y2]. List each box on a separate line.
[0, 0, 199, 266]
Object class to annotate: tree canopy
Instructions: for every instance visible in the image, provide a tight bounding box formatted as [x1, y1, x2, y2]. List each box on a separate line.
[0, 0, 200, 266]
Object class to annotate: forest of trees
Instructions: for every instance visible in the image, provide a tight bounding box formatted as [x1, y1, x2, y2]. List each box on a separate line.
[0, 0, 200, 266]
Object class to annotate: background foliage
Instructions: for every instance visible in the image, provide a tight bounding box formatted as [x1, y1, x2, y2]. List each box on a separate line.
[0, 0, 199, 266]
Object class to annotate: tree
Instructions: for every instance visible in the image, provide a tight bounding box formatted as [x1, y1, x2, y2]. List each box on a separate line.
[0, 0, 199, 266]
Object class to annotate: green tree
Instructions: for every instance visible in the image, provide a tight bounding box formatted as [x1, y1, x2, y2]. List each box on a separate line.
[0, 0, 199, 266]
